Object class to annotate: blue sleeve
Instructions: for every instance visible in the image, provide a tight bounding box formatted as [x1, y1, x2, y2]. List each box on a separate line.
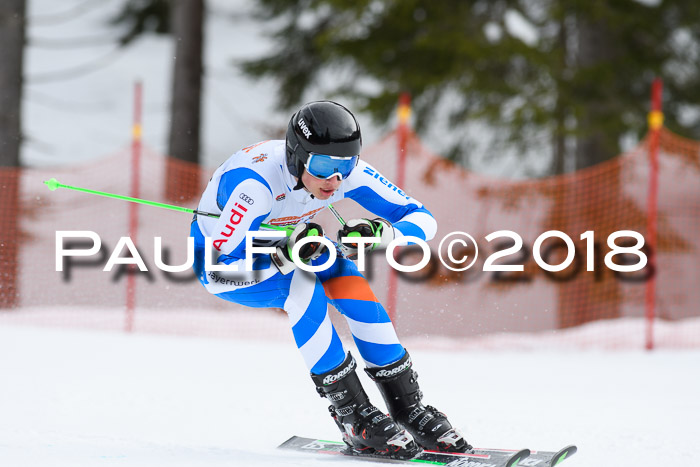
[345, 186, 433, 240]
[344, 162, 437, 241]
[217, 168, 272, 210]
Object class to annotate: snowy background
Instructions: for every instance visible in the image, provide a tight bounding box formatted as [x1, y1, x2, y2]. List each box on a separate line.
[7, 1, 699, 467]
[23, 0, 387, 170]
[22, 0, 554, 176]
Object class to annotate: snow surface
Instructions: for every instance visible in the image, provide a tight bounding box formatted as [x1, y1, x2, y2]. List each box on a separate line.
[1, 323, 698, 467]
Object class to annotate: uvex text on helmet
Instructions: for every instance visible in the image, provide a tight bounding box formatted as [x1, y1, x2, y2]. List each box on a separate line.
[285, 101, 362, 178]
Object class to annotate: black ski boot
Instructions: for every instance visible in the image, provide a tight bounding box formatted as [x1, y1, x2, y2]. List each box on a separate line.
[365, 350, 471, 453]
[311, 352, 420, 459]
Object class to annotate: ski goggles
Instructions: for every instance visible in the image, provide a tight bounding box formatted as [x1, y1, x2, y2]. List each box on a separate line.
[304, 153, 359, 180]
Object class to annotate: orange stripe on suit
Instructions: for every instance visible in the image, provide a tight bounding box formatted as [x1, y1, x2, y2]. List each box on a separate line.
[323, 276, 379, 303]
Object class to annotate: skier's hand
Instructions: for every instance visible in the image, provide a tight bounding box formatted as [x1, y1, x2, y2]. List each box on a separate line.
[337, 218, 394, 260]
[271, 222, 327, 274]
[288, 222, 327, 261]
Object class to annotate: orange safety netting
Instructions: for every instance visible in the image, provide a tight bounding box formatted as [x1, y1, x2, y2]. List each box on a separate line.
[342, 127, 700, 349]
[0, 127, 698, 349]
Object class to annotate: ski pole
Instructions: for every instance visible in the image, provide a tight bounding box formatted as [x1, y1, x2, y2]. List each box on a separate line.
[329, 203, 368, 243]
[43, 178, 294, 234]
[327, 203, 346, 226]
[329, 204, 385, 245]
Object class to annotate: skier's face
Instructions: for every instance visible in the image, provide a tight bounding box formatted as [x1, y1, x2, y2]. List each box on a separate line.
[301, 169, 342, 200]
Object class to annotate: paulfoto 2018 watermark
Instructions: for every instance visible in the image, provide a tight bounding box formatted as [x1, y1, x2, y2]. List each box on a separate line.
[55, 229, 648, 275]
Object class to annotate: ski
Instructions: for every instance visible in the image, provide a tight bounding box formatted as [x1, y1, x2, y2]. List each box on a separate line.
[516, 445, 577, 466]
[279, 436, 531, 467]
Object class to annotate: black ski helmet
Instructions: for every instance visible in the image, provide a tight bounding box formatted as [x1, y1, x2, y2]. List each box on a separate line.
[285, 101, 362, 181]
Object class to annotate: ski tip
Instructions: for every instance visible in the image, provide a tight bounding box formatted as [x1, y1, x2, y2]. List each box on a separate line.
[278, 435, 302, 449]
[549, 445, 577, 466]
[507, 448, 531, 467]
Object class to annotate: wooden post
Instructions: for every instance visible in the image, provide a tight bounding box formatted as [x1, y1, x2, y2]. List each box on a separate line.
[645, 78, 663, 351]
[126, 81, 143, 332]
[386, 93, 411, 321]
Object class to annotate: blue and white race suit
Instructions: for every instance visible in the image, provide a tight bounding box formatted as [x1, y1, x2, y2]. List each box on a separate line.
[191, 140, 436, 374]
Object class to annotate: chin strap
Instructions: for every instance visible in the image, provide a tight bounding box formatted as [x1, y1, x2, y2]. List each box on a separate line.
[293, 161, 306, 190]
[293, 176, 311, 198]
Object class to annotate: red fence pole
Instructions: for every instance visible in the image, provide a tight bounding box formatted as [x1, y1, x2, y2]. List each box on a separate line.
[126, 81, 143, 333]
[386, 93, 411, 321]
[645, 78, 663, 351]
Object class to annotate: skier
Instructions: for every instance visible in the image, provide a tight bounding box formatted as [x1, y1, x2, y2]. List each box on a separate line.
[190, 101, 470, 458]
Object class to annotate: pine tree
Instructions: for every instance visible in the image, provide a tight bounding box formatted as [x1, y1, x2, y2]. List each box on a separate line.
[0, 0, 25, 308]
[242, 0, 700, 174]
[0, 0, 25, 168]
[166, 0, 204, 201]
[111, 0, 204, 200]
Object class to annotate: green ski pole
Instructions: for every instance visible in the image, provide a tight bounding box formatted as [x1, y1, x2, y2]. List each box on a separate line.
[43, 178, 293, 234]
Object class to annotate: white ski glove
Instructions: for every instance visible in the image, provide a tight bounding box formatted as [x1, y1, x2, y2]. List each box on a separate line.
[271, 222, 327, 275]
[337, 218, 394, 260]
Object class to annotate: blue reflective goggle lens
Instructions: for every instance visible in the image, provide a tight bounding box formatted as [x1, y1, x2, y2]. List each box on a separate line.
[305, 154, 359, 180]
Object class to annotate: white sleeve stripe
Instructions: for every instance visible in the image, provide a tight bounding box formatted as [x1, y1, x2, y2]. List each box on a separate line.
[212, 180, 273, 258]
